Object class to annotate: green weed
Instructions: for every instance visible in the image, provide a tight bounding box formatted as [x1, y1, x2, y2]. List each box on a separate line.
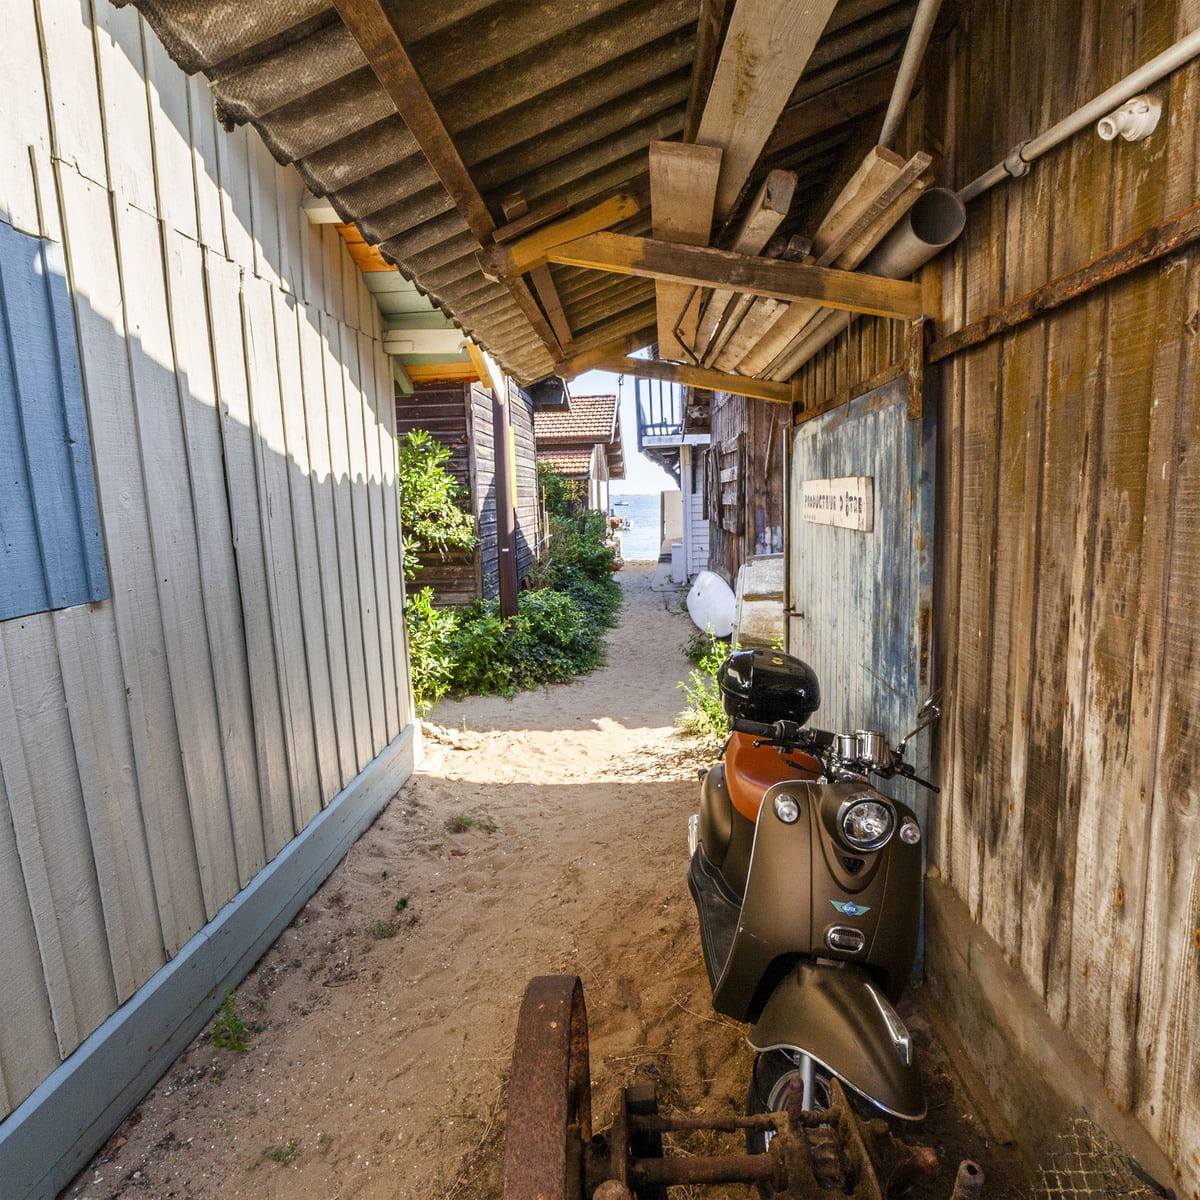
[445, 813, 497, 835]
[211, 992, 251, 1053]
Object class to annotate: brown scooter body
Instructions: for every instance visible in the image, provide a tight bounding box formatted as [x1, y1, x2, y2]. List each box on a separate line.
[687, 650, 936, 1122]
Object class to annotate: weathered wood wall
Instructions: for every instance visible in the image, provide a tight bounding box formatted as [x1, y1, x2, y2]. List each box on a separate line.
[508, 379, 540, 583]
[708, 392, 790, 585]
[393, 380, 539, 604]
[395, 383, 480, 605]
[791, 0, 1200, 1185]
[0, 0, 409, 1120]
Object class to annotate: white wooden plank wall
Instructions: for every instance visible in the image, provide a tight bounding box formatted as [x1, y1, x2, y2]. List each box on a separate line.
[0, 0, 410, 1119]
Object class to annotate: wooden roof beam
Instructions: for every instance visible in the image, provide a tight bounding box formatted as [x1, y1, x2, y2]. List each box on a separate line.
[544, 232, 923, 320]
[478, 193, 644, 279]
[698, 0, 841, 220]
[585, 356, 796, 406]
[330, 0, 566, 359]
[556, 327, 657, 378]
[649, 141, 723, 360]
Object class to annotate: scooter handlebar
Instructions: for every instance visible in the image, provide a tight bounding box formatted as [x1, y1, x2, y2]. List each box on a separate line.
[730, 719, 835, 750]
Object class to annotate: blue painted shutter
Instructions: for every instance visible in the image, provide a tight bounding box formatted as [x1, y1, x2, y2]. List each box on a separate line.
[0, 220, 108, 620]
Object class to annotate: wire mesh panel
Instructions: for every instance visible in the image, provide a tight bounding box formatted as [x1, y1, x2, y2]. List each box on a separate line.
[1032, 1120, 1171, 1200]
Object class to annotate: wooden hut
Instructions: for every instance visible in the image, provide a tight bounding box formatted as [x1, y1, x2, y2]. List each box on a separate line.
[395, 379, 540, 605]
[533, 392, 626, 512]
[0, 6, 416, 1195]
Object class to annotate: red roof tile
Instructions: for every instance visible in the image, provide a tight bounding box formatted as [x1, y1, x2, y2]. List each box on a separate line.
[533, 394, 617, 443]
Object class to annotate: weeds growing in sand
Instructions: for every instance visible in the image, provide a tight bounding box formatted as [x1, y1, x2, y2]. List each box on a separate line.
[446, 813, 498, 835]
[677, 632, 729, 738]
[368, 918, 400, 939]
[211, 992, 252, 1053]
[257, 1138, 301, 1167]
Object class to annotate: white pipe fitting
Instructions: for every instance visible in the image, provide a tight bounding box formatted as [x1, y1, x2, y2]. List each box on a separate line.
[1096, 93, 1162, 142]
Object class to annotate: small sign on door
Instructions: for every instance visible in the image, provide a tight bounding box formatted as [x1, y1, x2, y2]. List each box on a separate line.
[801, 477, 874, 531]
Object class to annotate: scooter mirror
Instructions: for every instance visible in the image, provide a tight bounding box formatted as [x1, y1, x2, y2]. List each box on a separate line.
[896, 692, 942, 757]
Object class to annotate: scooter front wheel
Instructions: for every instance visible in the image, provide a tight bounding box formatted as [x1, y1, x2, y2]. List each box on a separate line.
[744, 1049, 832, 1155]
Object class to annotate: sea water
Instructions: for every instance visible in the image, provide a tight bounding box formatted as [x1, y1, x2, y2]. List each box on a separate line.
[608, 492, 668, 561]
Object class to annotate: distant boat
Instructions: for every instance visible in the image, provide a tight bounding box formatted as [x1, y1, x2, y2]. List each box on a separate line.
[614, 500, 629, 506]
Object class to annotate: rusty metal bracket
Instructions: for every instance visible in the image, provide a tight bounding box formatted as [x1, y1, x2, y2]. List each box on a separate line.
[928, 199, 1200, 363]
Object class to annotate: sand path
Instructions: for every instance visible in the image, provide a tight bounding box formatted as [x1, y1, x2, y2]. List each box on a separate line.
[65, 562, 1027, 1200]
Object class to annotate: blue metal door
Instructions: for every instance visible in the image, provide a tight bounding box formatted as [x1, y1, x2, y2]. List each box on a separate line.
[787, 377, 935, 811]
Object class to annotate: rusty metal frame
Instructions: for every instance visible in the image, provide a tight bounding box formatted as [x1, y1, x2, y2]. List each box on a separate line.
[928, 198, 1200, 363]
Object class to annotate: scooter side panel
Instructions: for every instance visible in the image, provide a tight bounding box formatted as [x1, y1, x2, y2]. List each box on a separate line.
[747, 961, 925, 1120]
[710, 780, 817, 1022]
[698, 764, 733, 869]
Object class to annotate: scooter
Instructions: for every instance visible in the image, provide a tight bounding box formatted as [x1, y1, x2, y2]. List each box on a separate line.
[687, 647, 940, 1134]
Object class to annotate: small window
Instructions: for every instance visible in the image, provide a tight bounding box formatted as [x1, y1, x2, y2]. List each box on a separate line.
[0, 221, 108, 621]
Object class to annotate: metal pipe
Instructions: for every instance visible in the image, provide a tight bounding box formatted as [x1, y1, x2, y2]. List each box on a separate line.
[959, 27, 1200, 203]
[877, 0, 945, 149]
[770, 188, 966, 378]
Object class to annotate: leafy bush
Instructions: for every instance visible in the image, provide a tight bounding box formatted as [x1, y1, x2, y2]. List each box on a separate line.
[406, 587, 458, 712]
[405, 471, 621, 711]
[677, 632, 730, 738]
[397, 429, 476, 580]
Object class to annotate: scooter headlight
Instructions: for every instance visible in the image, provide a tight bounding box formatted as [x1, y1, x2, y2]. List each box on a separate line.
[839, 796, 895, 850]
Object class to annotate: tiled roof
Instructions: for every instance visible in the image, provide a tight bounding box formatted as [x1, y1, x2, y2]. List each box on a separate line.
[533, 394, 617, 444]
[536, 448, 593, 478]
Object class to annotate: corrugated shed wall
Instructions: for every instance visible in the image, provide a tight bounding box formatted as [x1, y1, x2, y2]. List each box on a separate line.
[794, 0, 1200, 1184]
[0, 0, 409, 1118]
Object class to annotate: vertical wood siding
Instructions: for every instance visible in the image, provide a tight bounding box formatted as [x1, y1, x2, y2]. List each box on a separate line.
[508, 381, 540, 582]
[792, 0, 1200, 1185]
[708, 392, 789, 585]
[0, 0, 410, 1119]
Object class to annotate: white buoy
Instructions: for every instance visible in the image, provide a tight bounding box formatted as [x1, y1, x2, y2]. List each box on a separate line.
[686, 571, 736, 639]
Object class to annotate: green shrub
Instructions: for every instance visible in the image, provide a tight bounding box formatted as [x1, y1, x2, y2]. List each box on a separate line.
[406, 587, 459, 714]
[405, 472, 622, 706]
[397, 430, 476, 580]
[677, 633, 730, 738]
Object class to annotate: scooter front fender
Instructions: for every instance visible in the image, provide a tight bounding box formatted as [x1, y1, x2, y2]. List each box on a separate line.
[747, 962, 925, 1120]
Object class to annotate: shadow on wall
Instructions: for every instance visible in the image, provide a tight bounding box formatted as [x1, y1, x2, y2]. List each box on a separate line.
[0, 269, 408, 1121]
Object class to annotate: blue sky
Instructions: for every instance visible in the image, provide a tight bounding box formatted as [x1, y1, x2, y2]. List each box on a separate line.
[570, 368, 678, 495]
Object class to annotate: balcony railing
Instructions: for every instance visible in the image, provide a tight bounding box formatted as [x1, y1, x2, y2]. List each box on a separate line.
[635, 377, 684, 448]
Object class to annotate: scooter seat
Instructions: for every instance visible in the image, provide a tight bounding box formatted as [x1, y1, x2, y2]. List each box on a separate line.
[725, 732, 820, 822]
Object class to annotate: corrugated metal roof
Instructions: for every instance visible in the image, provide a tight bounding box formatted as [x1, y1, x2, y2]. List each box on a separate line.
[119, 0, 928, 385]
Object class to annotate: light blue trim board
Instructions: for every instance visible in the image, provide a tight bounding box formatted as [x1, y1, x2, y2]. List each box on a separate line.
[0, 724, 417, 1200]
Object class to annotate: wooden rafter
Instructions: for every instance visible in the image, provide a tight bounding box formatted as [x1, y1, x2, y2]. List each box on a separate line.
[330, 0, 568, 358]
[543, 233, 924, 320]
[765, 63, 899, 158]
[590, 356, 796, 405]
[697, 0, 841, 220]
[478, 193, 643, 279]
[649, 141, 723, 359]
[556, 328, 656, 378]
[683, 0, 735, 143]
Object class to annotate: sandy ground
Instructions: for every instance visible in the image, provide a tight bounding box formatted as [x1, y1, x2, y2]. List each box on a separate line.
[64, 562, 1030, 1200]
